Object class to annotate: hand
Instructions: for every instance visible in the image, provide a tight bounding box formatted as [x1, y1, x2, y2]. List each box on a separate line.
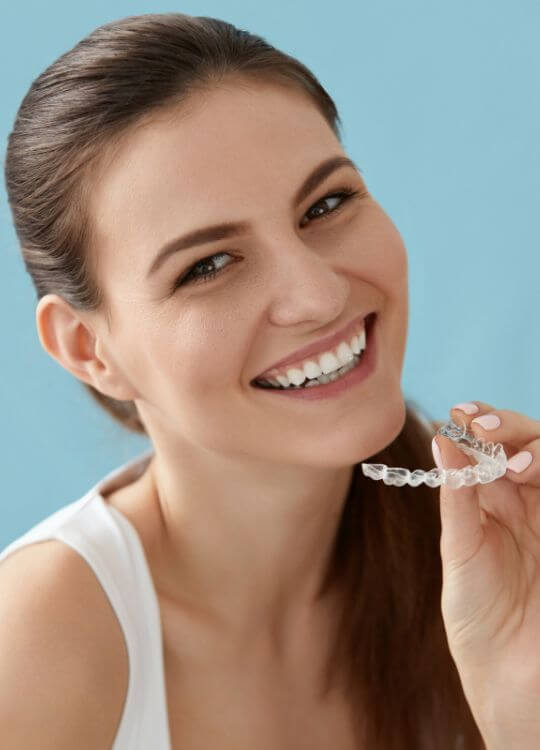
[433, 402, 540, 750]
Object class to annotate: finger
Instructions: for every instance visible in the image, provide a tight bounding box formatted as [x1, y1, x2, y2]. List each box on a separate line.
[453, 405, 540, 485]
[450, 400, 497, 431]
[433, 432, 485, 569]
[468, 407, 540, 462]
[504, 437, 538, 486]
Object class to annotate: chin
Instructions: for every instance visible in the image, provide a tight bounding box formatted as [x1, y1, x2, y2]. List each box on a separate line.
[277, 393, 408, 470]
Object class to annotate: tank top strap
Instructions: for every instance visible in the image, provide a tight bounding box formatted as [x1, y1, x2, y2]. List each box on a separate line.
[0, 450, 171, 749]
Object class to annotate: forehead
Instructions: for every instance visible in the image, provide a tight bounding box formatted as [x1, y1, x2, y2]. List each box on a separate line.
[88, 82, 342, 290]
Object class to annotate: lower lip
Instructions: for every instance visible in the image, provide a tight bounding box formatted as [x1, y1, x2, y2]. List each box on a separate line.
[252, 313, 378, 400]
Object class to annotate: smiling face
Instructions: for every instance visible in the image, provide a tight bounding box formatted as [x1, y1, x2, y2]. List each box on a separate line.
[68, 79, 409, 468]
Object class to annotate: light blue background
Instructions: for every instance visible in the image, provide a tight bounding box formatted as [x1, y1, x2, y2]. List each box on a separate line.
[1, 1, 538, 548]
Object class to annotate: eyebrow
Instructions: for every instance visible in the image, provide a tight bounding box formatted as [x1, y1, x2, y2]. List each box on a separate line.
[145, 155, 362, 279]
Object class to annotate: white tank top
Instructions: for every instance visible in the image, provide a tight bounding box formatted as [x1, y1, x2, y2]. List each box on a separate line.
[0, 449, 171, 749]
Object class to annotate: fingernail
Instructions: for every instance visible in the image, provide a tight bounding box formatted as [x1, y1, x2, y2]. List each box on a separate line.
[506, 451, 533, 474]
[471, 414, 501, 430]
[432, 437, 444, 470]
[452, 402, 479, 415]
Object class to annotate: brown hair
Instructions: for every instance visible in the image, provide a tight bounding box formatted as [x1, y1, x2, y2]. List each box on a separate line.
[4, 13, 484, 749]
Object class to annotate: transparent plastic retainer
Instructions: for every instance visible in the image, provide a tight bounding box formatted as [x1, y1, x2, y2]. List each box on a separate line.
[361, 417, 508, 488]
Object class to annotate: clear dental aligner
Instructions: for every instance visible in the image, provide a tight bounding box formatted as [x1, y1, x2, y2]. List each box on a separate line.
[361, 417, 508, 488]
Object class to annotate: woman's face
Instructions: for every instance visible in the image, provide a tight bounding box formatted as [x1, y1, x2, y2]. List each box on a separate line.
[85, 79, 409, 468]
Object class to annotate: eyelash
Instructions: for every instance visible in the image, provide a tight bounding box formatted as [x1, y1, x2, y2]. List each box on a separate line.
[170, 185, 362, 293]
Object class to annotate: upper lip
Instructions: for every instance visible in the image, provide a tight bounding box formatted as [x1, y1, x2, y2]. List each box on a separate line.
[253, 312, 375, 381]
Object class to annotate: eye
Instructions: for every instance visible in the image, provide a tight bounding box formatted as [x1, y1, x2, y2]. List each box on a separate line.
[172, 251, 235, 292]
[170, 185, 363, 292]
[299, 186, 361, 228]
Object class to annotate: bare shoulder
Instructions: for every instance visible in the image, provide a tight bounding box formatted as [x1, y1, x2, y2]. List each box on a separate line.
[0, 539, 129, 748]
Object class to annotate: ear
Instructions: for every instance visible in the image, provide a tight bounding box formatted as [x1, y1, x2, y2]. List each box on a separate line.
[35, 294, 138, 401]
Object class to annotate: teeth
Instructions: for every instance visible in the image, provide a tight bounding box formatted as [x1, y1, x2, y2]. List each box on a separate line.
[253, 314, 372, 388]
[304, 359, 324, 379]
[286, 367, 309, 386]
[258, 354, 361, 390]
[259, 325, 368, 388]
[319, 351, 341, 376]
[336, 341, 355, 366]
[351, 330, 366, 356]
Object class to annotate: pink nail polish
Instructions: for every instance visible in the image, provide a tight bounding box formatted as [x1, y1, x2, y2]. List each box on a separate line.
[506, 451, 533, 474]
[471, 414, 501, 430]
[452, 402, 479, 415]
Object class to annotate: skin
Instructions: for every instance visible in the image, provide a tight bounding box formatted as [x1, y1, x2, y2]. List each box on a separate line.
[434, 402, 540, 749]
[35, 78, 409, 672]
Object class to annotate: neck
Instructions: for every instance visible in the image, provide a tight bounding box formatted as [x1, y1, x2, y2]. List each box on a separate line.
[143, 446, 354, 647]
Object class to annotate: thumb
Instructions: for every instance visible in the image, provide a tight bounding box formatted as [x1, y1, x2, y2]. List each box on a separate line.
[432, 433, 484, 568]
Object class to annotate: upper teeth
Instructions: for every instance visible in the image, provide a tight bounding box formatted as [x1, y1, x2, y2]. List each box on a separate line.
[257, 324, 367, 388]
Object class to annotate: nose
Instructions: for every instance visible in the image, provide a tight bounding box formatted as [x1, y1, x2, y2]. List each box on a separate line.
[264, 237, 349, 323]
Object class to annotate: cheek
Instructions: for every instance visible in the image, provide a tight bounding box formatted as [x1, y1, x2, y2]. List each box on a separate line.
[371, 209, 408, 268]
[347, 198, 406, 255]
[352, 209, 409, 360]
[172, 331, 239, 392]
[345, 208, 409, 297]
[377, 218, 408, 300]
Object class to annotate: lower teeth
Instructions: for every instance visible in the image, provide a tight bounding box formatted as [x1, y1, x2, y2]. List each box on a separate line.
[259, 353, 363, 390]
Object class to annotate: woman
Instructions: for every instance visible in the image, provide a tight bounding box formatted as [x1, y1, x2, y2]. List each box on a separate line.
[2, 13, 539, 750]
